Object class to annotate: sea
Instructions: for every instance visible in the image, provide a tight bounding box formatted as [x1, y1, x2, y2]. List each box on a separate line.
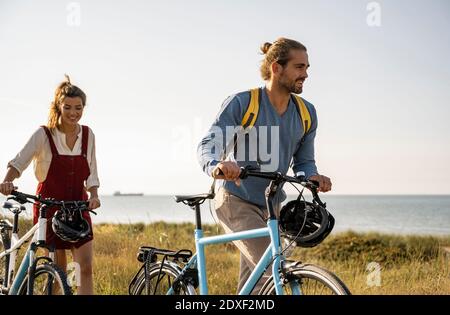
[2, 195, 450, 236]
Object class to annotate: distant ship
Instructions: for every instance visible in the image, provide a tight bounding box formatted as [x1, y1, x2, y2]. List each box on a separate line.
[113, 191, 144, 197]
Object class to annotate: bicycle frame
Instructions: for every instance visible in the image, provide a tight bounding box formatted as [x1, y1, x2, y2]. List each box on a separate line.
[0, 212, 54, 295]
[1, 192, 92, 295]
[191, 219, 288, 295]
[171, 175, 302, 295]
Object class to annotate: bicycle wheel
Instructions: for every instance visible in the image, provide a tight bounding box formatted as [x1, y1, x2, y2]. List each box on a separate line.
[259, 263, 351, 295]
[130, 262, 196, 295]
[18, 262, 72, 295]
[0, 226, 11, 289]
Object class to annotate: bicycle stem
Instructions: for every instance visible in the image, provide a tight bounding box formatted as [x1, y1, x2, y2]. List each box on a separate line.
[264, 175, 285, 220]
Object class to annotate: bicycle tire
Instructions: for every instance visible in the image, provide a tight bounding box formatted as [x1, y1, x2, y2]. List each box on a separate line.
[259, 263, 351, 295]
[130, 262, 196, 295]
[18, 262, 72, 295]
[0, 226, 11, 289]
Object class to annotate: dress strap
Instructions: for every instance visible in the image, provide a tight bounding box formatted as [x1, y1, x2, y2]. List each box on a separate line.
[41, 126, 58, 156]
[81, 125, 89, 158]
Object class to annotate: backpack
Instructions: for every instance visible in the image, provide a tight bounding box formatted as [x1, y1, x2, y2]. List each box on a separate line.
[241, 87, 313, 143]
[209, 88, 314, 194]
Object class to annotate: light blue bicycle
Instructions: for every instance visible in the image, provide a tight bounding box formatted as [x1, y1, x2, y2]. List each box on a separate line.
[129, 166, 350, 295]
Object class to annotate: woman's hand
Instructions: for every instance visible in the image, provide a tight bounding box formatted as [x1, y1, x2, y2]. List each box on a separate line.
[88, 196, 101, 210]
[87, 186, 101, 210]
[1, 168, 20, 196]
[0, 181, 16, 196]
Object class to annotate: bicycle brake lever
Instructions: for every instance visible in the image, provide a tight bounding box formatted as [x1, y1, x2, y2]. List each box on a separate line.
[8, 195, 28, 205]
[309, 180, 320, 188]
[239, 165, 261, 179]
[238, 167, 247, 179]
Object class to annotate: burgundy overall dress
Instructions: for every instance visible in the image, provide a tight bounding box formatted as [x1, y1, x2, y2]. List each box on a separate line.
[33, 125, 94, 249]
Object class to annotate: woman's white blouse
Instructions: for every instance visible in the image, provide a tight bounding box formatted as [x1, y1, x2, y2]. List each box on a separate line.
[8, 126, 100, 190]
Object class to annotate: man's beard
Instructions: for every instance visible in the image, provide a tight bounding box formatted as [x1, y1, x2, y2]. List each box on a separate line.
[280, 76, 303, 94]
[292, 83, 303, 94]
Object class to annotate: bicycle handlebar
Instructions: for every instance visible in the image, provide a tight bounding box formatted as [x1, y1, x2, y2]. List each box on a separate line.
[238, 166, 319, 190]
[7, 191, 95, 214]
[215, 166, 325, 207]
[216, 166, 319, 191]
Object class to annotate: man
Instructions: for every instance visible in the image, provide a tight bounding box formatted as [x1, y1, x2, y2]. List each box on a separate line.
[197, 37, 332, 294]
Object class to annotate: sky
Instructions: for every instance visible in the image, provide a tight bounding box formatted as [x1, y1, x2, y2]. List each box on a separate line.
[0, 0, 449, 195]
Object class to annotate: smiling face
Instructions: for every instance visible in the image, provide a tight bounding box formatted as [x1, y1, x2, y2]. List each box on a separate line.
[59, 96, 84, 127]
[275, 49, 310, 94]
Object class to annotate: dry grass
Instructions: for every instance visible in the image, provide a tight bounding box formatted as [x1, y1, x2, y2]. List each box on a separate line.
[12, 220, 450, 295]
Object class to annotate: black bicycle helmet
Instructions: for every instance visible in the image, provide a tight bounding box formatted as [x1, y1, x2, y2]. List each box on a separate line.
[52, 207, 91, 243]
[279, 198, 334, 248]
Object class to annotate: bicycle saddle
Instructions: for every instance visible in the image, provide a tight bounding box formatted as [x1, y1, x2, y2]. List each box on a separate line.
[2, 202, 26, 213]
[174, 193, 214, 205]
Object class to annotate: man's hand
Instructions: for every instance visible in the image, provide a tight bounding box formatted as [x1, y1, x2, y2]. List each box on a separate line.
[212, 161, 241, 186]
[309, 174, 332, 192]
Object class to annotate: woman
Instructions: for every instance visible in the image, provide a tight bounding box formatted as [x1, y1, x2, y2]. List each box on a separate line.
[0, 75, 100, 295]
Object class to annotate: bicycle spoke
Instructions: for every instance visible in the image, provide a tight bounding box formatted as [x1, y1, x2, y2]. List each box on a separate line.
[154, 272, 168, 294]
[34, 273, 56, 294]
[266, 265, 350, 295]
[26, 264, 69, 295]
[319, 283, 325, 295]
[132, 262, 195, 295]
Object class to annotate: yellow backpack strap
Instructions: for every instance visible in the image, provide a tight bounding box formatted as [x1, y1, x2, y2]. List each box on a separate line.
[292, 94, 312, 134]
[241, 88, 260, 129]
